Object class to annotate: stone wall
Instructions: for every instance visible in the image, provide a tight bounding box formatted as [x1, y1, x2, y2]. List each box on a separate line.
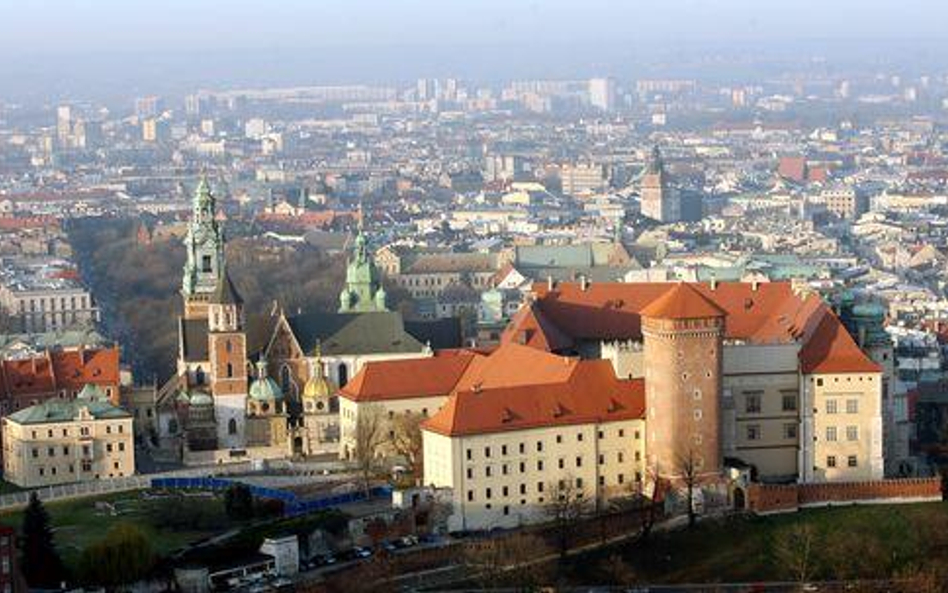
[747, 478, 942, 514]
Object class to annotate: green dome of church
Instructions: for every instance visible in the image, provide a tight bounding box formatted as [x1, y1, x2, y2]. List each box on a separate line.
[249, 359, 284, 401]
[338, 226, 388, 313]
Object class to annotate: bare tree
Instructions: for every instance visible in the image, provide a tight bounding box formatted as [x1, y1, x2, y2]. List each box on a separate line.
[390, 411, 425, 481]
[464, 532, 551, 590]
[353, 404, 386, 496]
[675, 448, 701, 528]
[545, 475, 590, 562]
[773, 523, 817, 585]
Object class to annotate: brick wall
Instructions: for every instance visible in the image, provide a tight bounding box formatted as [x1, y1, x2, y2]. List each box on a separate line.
[747, 478, 942, 514]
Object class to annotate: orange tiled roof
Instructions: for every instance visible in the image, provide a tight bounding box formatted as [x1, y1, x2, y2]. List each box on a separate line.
[423, 358, 645, 436]
[509, 281, 878, 375]
[338, 351, 482, 402]
[0, 346, 120, 400]
[799, 307, 881, 374]
[640, 282, 726, 320]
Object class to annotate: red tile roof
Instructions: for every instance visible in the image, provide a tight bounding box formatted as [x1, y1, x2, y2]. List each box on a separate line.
[0, 346, 121, 401]
[798, 307, 881, 374]
[339, 351, 482, 402]
[640, 282, 726, 320]
[510, 281, 878, 375]
[424, 358, 645, 437]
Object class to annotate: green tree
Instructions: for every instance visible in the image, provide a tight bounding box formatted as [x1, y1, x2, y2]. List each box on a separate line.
[224, 484, 255, 520]
[79, 522, 155, 587]
[20, 493, 66, 589]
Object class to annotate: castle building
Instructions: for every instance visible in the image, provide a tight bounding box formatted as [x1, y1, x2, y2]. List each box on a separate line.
[345, 280, 892, 530]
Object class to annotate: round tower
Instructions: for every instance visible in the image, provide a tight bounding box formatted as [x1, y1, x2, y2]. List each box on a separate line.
[641, 283, 725, 480]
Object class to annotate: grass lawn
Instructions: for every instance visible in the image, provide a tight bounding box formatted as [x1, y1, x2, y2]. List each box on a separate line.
[566, 502, 948, 585]
[0, 490, 233, 571]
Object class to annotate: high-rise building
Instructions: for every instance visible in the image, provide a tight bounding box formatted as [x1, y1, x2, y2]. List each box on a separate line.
[56, 105, 72, 148]
[589, 77, 616, 111]
[134, 95, 163, 119]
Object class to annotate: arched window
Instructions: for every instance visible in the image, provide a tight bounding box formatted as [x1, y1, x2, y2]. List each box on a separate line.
[338, 364, 349, 387]
[281, 366, 291, 389]
[225, 340, 232, 354]
[195, 367, 205, 385]
[228, 418, 238, 435]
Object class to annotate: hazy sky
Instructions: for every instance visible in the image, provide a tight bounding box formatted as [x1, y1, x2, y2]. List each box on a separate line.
[1, 0, 946, 54]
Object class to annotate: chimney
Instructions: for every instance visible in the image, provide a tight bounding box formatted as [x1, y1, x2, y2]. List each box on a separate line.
[547, 275, 554, 291]
[752, 279, 760, 292]
[580, 275, 589, 292]
[710, 276, 718, 291]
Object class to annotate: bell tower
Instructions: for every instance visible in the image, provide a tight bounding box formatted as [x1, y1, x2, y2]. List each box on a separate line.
[182, 175, 225, 320]
[207, 271, 248, 449]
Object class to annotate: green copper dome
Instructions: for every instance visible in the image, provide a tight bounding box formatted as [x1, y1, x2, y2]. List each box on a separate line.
[338, 226, 388, 313]
[249, 359, 283, 401]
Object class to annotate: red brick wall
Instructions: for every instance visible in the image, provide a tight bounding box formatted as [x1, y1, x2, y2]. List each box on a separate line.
[748, 478, 942, 514]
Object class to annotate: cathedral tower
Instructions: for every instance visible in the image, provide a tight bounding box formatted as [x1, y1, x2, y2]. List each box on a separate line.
[182, 176, 225, 320]
[338, 225, 387, 313]
[640, 146, 680, 223]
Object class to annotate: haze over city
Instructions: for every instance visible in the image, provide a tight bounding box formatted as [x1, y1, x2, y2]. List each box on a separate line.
[3, 1, 948, 592]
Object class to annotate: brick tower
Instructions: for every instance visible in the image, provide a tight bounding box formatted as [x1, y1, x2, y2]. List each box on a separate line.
[641, 283, 725, 479]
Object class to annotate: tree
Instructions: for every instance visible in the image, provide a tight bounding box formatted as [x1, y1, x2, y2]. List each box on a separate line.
[224, 483, 255, 520]
[463, 532, 551, 590]
[79, 522, 156, 588]
[675, 447, 701, 528]
[773, 523, 818, 584]
[390, 412, 424, 480]
[545, 475, 589, 562]
[20, 493, 66, 589]
[353, 404, 386, 496]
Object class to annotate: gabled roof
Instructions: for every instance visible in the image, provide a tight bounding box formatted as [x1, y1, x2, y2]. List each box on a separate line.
[0, 346, 120, 399]
[339, 351, 482, 402]
[799, 306, 881, 374]
[640, 282, 726, 320]
[284, 311, 424, 356]
[507, 281, 880, 375]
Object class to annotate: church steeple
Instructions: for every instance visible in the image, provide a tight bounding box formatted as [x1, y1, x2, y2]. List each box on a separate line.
[338, 222, 387, 313]
[182, 174, 226, 319]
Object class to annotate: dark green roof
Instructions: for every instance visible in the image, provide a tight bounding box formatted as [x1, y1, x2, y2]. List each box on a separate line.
[8, 399, 131, 425]
[213, 272, 243, 306]
[286, 311, 424, 356]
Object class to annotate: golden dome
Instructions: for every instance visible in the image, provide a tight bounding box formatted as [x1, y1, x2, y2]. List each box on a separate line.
[303, 344, 335, 400]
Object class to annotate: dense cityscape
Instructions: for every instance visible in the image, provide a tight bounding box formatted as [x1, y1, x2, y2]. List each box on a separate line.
[4, 2, 948, 592]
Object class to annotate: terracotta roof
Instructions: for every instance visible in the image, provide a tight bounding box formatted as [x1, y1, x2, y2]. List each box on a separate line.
[424, 359, 645, 436]
[509, 281, 879, 375]
[799, 307, 881, 374]
[640, 282, 726, 320]
[338, 351, 482, 402]
[0, 346, 121, 400]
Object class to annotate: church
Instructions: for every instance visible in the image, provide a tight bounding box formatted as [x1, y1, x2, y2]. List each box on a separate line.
[153, 178, 458, 465]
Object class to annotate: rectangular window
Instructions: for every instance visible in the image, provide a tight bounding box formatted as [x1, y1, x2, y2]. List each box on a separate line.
[501, 445, 507, 456]
[826, 426, 837, 441]
[826, 400, 838, 414]
[745, 394, 761, 413]
[537, 482, 544, 493]
[847, 455, 858, 468]
[467, 468, 473, 479]
[466, 449, 472, 460]
[827, 455, 837, 468]
[846, 399, 859, 414]
[577, 433, 583, 442]
[485, 488, 492, 500]
[537, 460, 544, 471]
[556, 435, 562, 444]
[746, 425, 761, 441]
[618, 429, 625, 438]
[846, 426, 858, 441]
[467, 490, 474, 502]
[519, 443, 525, 454]
[784, 423, 798, 439]
[558, 458, 565, 469]
[537, 441, 543, 452]
[575, 456, 582, 468]
[485, 466, 491, 477]
[618, 473, 625, 484]
[782, 394, 797, 412]
[484, 446, 491, 458]
[598, 454, 605, 465]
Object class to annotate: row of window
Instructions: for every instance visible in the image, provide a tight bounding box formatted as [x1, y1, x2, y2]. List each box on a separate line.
[743, 393, 797, 414]
[745, 423, 797, 441]
[826, 455, 859, 468]
[823, 426, 859, 442]
[466, 472, 645, 505]
[464, 450, 641, 479]
[826, 399, 860, 414]
[19, 294, 90, 313]
[30, 441, 126, 458]
[30, 423, 122, 439]
[464, 428, 639, 461]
